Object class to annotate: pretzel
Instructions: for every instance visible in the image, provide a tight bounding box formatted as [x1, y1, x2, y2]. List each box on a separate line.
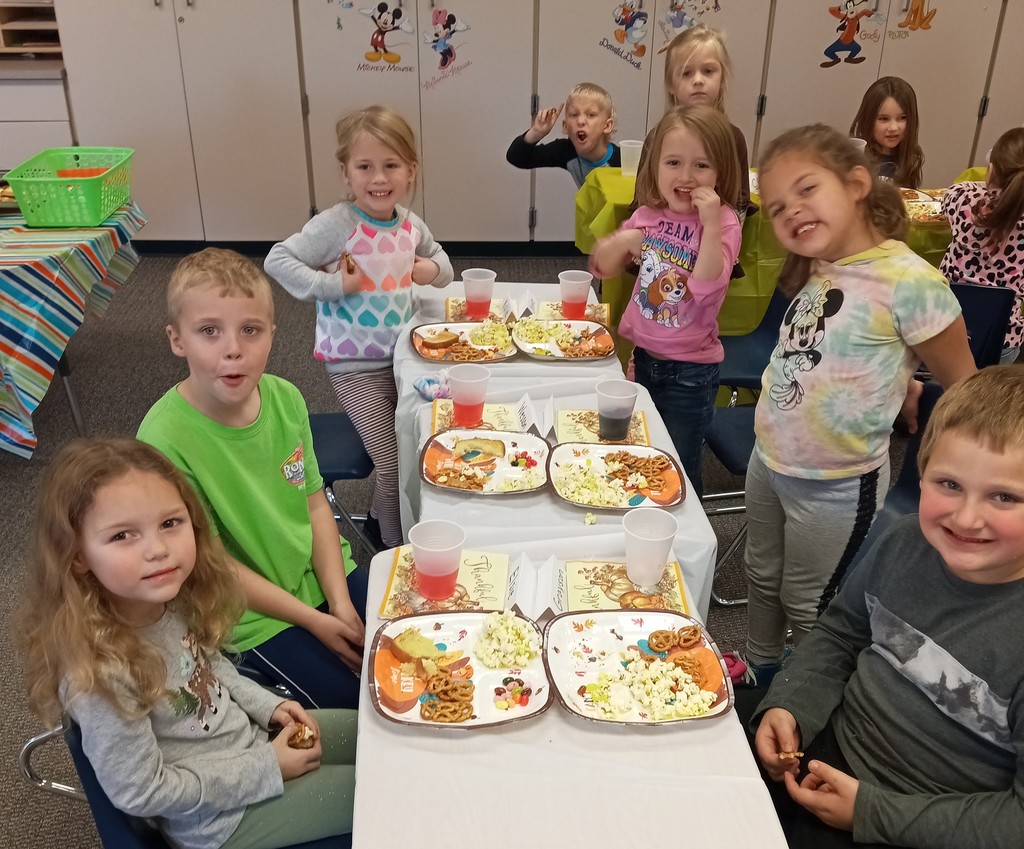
[648, 630, 678, 653]
[448, 341, 489, 362]
[426, 671, 453, 695]
[420, 700, 473, 723]
[778, 751, 804, 760]
[604, 451, 670, 491]
[674, 625, 703, 649]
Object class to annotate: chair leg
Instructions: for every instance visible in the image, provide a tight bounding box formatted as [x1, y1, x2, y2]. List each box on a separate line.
[711, 523, 749, 607]
[324, 484, 380, 554]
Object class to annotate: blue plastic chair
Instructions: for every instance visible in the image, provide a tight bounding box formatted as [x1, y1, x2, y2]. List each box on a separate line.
[950, 283, 1014, 368]
[309, 411, 378, 553]
[20, 721, 350, 849]
[719, 286, 790, 393]
[703, 404, 756, 606]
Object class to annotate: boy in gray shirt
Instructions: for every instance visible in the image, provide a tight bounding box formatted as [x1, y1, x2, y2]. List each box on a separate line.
[753, 367, 1024, 849]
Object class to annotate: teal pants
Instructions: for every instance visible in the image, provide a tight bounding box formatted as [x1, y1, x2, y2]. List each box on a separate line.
[221, 709, 357, 849]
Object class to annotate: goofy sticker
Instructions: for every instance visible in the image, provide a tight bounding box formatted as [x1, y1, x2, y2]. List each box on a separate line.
[769, 281, 844, 410]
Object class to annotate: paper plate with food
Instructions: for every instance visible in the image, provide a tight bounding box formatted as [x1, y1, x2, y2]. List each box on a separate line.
[411, 320, 516, 362]
[543, 610, 733, 725]
[548, 443, 684, 509]
[369, 610, 552, 728]
[905, 200, 945, 224]
[511, 318, 615, 360]
[420, 429, 550, 495]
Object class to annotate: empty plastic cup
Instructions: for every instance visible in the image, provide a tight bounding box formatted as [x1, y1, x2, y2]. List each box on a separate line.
[447, 363, 490, 427]
[596, 378, 639, 441]
[462, 268, 496, 320]
[850, 137, 868, 153]
[623, 508, 679, 589]
[409, 520, 466, 600]
[620, 140, 643, 178]
[558, 269, 593, 319]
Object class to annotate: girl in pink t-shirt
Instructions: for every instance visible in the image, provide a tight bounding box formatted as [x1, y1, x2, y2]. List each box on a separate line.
[590, 105, 741, 497]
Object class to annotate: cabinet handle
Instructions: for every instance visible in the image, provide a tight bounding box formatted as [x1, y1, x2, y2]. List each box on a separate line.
[153, 0, 161, 6]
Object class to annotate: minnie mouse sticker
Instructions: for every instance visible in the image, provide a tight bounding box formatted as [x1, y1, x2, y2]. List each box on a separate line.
[421, 8, 472, 89]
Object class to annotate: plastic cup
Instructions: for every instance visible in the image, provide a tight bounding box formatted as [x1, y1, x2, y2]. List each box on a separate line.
[409, 520, 466, 600]
[558, 269, 593, 320]
[461, 268, 496, 320]
[447, 363, 489, 427]
[623, 508, 679, 589]
[849, 137, 868, 153]
[596, 378, 638, 441]
[620, 140, 643, 178]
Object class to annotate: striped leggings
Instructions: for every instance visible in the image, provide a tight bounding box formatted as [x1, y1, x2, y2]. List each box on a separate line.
[328, 368, 403, 547]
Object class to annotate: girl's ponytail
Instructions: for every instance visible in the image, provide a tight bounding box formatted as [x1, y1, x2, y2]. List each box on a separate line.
[975, 128, 1024, 249]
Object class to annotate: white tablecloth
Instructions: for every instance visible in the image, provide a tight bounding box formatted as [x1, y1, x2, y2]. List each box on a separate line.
[397, 281, 719, 618]
[352, 539, 788, 849]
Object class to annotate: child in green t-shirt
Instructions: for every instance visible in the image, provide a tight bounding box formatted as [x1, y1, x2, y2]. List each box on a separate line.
[138, 248, 367, 709]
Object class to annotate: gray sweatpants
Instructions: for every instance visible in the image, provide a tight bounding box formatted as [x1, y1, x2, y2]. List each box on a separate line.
[743, 449, 888, 666]
[221, 709, 357, 849]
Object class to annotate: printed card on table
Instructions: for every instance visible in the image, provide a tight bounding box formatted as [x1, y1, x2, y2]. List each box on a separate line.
[430, 394, 538, 434]
[555, 409, 650, 445]
[533, 300, 611, 325]
[379, 550, 690, 622]
[563, 560, 688, 615]
[444, 296, 512, 322]
[380, 546, 510, 619]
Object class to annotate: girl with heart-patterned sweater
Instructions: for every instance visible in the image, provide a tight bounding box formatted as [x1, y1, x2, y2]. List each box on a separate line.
[267, 106, 453, 548]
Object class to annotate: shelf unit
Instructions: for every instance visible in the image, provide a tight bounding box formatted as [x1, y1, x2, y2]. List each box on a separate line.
[0, 1, 60, 55]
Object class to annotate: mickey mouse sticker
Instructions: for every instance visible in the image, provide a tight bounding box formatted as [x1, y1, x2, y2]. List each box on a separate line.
[361, 3, 414, 64]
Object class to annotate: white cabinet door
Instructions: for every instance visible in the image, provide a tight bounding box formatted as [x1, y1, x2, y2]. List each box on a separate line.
[976, 0, 1024, 172]
[760, 0, 888, 156]
[417, 0, 533, 241]
[533, 0, 655, 242]
[645, 0, 771, 162]
[175, 0, 309, 241]
[55, 0, 203, 240]
[297, 0, 425, 219]
[877, 0, 1001, 186]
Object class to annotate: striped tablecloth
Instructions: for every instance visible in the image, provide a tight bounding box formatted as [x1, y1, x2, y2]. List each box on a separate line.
[0, 202, 148, 458]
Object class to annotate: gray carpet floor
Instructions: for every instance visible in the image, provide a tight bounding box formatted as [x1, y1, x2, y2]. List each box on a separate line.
[0, 252, 901, 848]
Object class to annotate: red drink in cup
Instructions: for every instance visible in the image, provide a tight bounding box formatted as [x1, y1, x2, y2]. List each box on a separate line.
[416, 567, 460, 600]
[558, 270, 593, 321]
[409, 520, 466, 601]
[452, 400, 485, 427]
[466, 297, 491, 320]
[447, 364, 489, 428]
[462, 268, 497, 321]
[561, 297, 587, 319]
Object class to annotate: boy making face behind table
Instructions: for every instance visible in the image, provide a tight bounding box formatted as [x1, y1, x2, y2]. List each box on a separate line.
[506, 81, 620, 189]
[751, 366, 1024, 849]
[138, 248, 367, 710]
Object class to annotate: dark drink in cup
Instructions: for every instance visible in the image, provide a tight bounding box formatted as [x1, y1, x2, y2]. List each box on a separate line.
[599, 412, 631, 441]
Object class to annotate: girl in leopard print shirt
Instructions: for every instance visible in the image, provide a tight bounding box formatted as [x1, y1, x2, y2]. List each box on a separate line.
[941, 127, 1024, 364]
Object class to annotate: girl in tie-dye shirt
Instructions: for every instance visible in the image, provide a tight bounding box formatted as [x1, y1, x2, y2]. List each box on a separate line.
[739, 124, 975, 688]
[266, 106, 453, 548]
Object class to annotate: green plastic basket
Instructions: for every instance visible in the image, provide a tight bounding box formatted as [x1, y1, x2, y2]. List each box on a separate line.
[5, 147, 134, 228]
